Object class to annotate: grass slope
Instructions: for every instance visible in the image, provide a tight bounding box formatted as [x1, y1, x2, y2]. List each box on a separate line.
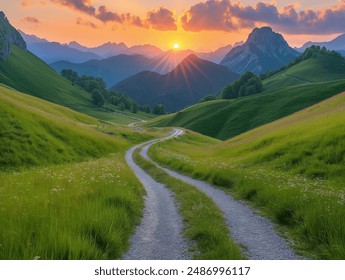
[149, 92, 345, 259]
[0, 84, 157, 259]
[263, 55, 345, 90]
[152, 80, 345, 140]
[0, 46, 150, 124]
[0, 83, 136, 170]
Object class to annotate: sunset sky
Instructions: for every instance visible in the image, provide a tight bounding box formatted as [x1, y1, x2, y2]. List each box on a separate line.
[2, 0, 345, 51]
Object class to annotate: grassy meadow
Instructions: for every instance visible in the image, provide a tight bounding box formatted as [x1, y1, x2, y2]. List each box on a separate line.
[0, 84, 160, 259]
[0, 155, 144, 259]
[133, 149, 244, 260]
[149, 92, 345, 259]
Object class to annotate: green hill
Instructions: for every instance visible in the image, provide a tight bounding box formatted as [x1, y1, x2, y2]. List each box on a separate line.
[150, 91, 345, 259]
[151, 51, 345, 140]
[263, 49, 345, 90]
[151, 80, 345, 140]
[0, 46, 151, 124]
[0, 83, 152, 170]
[0, 83, 158, 259]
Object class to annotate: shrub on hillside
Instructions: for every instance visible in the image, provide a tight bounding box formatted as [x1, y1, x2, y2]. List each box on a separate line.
[221, 72, 263, 99]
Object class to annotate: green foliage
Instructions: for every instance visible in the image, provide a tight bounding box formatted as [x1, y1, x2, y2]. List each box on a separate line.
[91, 89, 105, 107]
[153, 104, 165, 115]
[61, 69, 143, 113]
[221, 72, 263, 99]
[199, 94, 218, 103]
[139, 104, 152, 114]
[131, 103, 138, 114]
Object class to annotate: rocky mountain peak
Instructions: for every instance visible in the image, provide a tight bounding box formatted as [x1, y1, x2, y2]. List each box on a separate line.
[246, 27, 289, 52]
[220, 26, 299, 74]
[0, 11, 27, 60]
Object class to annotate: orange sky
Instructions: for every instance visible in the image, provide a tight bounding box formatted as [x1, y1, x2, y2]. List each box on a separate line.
[2, 0, 344, 51]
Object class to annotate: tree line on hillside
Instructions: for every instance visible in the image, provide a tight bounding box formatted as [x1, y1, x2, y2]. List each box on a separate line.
[198, 71, 263, 103]
[221, 72, 263, 99]
[60, 69, 165, 115]
[260, 46, 344, 80]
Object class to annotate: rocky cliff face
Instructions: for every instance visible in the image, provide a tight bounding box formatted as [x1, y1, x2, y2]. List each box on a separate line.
[220, 27, 299, 74]
[0, 12, 27, 60]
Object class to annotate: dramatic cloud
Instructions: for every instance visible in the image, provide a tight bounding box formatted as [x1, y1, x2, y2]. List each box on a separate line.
[96, 5, 122, 23]
[50, 0, 177, 31]
[51, 0, 95, 15]
[181, 0, 345, 34]
[21, 16, 40, 24]
[181, 0, 239, 32]
[147, 8, 177, 31]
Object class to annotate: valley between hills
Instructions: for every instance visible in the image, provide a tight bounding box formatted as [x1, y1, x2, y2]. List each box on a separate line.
[1, 10, 345, 261]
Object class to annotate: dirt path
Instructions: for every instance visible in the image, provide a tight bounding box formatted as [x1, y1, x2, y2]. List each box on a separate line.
[124, 130, 189, 260]
[142, 129, 300, 260]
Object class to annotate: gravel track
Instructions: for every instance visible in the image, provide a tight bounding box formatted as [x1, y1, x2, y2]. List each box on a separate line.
[124, 130, 189, 260]
[142, 129, 300, 260]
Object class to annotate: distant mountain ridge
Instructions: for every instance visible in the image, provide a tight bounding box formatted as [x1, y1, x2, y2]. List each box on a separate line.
[220, 27, 299, 74]
[50, 54, 162, 87]
[112, 54, 239, 111]
[296, 33, 345, 53]
[0, 12, 26, 60]
[19, 30, 101, 63]
[67, 41, 164, 58]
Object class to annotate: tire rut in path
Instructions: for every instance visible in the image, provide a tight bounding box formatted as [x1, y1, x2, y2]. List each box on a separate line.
[124, 131, 189, 260]
[142, 129, 300, 260]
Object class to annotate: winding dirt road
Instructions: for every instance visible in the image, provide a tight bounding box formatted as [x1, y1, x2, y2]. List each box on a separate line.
[124, 130, 189, 260]
[125, 129, 300, 260]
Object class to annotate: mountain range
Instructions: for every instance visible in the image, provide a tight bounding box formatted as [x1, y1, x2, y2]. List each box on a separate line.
[112, 54, 239, 111]
[51, 54, 162, 87]
[49, 46, 241, 87]
[20, 30, 239, 65]
[296, 33, 345, 56]
[220, 27, 300, 74]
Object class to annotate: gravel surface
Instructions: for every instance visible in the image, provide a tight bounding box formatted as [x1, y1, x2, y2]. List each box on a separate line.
[124, 130, 190, 260]
[142, 129, 300, 260]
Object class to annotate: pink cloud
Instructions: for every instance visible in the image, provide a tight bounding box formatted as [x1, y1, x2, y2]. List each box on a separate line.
[50, 0, 177, 31]
[147, 8, 177, 31]
[181, 0, 345, 34]
[21, 16, 40, 24]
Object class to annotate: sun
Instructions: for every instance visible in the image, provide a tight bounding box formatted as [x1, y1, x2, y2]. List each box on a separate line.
[173, 43, 180, 50]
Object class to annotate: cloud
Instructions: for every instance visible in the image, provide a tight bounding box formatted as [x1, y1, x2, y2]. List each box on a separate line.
[147, 8, 177, 31]
[50, 0, 177, 31]
[21, 16, 40, 24]
[76, 17, 97, 29]
[21, 0, 35, 6]
[181, 0, 239, 32]
[96, 5, 122, 23]
[181, 0, 345, 34]
[50, 0, 95, 15]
